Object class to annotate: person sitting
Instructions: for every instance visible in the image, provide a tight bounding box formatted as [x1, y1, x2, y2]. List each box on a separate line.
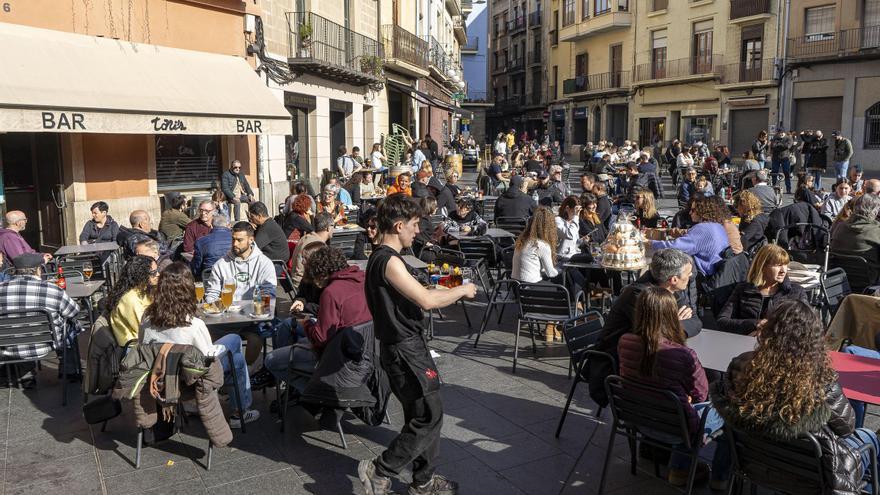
[749, 169, 778, 212]
[0, 211, 52, 266]
[318, 184, 347, 226]
[141, 262, 259, 429]
[794, 173, 823, 210]
[533, 169, 564, 206]
[555, 196, 587, 262]
[717, 244, 807, 335]
[262, 246, 372, 393]
[494, 175, 536, 219]
[247, 201, 290, 262]
[849, 166, 865, 194]
[445, 170, 462, 198]
[578, 193, 607, 243]
[412, 169, 432, 199]
[487, 154, 511, 192]
[290, 212, 335, 295]
[591, 182, 614, 229]
[618, 287, 727, 488]
[829, 193, 880, 274]
[79, 201, 120, 245]
[326, 177, 353, 206]
[710, 300, 880, 493]
[695, 174, 715, 197]
[822, 178, 853, 220]
[831, 197, 857, 240]
[108, 255, 158, 346]
[158, 194, 191, 240]
[386, 172, 413, 196]
[352, 209, 379, 260]
[220, 160, 254, 222]
[705, 195, 743, 254]
[179, 200, 213, 254]
[117, 210, 167, 259]
[283, 182, 314, 216]
[617, 162, 641, 199]
[359, 170, 379, 198]
[650, 196, 732, 276]
[670, 197, 696, 230]
[444, 198, 487, 236]
[733, 190, 769, 252]
[204, 222, 277, 365]
[0, 253, 83, 382]
[283, 194, 315, 240]
[191, 214, 233, 278]
[212, 189, 231, 220]
[549, 165, 571, 198]
[524, 152, 544, 174]
[634, 189, 660, 228]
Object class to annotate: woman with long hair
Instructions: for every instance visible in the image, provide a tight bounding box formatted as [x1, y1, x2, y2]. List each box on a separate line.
[711, 300, 880, 492]
[717, 244, 807, 335]
[695, 195, 743, 254]
[578, 192, 607, 243]
[618, 287, 727, 488]
[511, 207, 559, 284]
[108, 255, 158, 346]
[283, 193, 315, 240]
[140, 262, 259, 429]
[634, 189, 660, 228]
[733, 190, 768, 251]
[794, 173, 823, 209]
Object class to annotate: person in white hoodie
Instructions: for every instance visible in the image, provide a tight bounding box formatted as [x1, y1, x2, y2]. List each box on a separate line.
[204, 221, 277, 364]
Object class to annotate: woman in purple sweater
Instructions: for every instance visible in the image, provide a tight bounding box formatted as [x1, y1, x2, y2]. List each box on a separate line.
[650, 195, 730, 276]
[618, 287, 728, 488]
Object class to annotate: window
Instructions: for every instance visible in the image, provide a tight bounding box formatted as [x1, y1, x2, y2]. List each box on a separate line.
[804, 5, 835, 41]
[693, 20, 714, 74]
[866, 102, 880, 149]
[740, 24, 764, 81]
[155, 135, 220, 189]
[552, 65, 558, 98]
[651, 0, 668, 11]
[552, 10, 560, 44]
[595, 0, 611, 15]
[563, 0, 576, 25]
[575, 53, 588, 77]
[684, 116, 715, 144]
[582, 0, 590, 19]
[651, 29, 667, 78]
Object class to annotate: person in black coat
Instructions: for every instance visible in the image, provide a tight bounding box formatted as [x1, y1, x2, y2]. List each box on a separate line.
[79, 201, 120, 244]
[352, 209, 379, 260]
[803, 130, 829, 189]
[428, 177, 458, 217]
[220, 160, 255, 221]
[578, 193, 608, 243]
[592, 182, 613, 229]
[734, 191, 769, 252]
[494, 175, 537, 219]
[765, 201, 828, 247]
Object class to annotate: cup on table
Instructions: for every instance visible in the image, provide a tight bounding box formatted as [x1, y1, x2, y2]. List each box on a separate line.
[194, 282, 205, 302]
[220, 287, 234, 309]
[82, 261, 93, 281]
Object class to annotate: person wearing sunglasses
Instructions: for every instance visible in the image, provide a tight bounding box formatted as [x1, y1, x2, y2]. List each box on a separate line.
[220, 160, 254, 221]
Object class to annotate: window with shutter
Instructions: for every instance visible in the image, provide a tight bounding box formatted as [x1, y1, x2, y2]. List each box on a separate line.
[804, 5, 835, 41]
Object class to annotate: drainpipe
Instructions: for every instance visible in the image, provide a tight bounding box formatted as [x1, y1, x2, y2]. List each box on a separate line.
[777, 0, 791, 130]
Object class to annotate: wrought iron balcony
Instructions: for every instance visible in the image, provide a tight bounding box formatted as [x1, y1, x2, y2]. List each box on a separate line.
[730, 0, 770, 20]
[787, 26, 880, 62]
[287, 12, 384, 86]
[462, 36, 480, 52]
[464, 90, 489, 103]
[507, 57, 526, 72]
[562, 71, 631, 95]
[719, 58, 776, 84]
[427, 36, 455, 78]
[528, 10, 542, 28]
[496, 95, 526, 110]
[634, 55, 722, 83]
[507, 16, 526, 35]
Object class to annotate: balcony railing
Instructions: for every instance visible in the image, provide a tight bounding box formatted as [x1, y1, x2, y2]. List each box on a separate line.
[465, 90, 489, 103]
[507, 16, 526, 34]
[634, 55, 723, 82]
[528, 50, 542, 66]
[529, 10, 542, 28]
[382, 25, 428, 70]
[788, 25, 880, 60]
[463, 36, 480, 51]
[562, 70, 631, 94]
[730, 0, 770, 19]
[508, 57, 525, 71]
[427, 36, 454, 75]
[286, 12, 384, 85]
[719, 58, 776, 84]
[497, 95, 526, 110]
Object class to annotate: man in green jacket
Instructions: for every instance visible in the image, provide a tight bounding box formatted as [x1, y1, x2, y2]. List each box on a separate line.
[830, 193, 880, 289]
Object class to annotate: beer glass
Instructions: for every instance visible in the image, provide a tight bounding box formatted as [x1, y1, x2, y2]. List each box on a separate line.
[194, 282, 205, 302]
[82, 262, 93, 281]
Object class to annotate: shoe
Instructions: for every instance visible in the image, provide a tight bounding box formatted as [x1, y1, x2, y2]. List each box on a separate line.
[710, 478, 729, 491]
[408, 474, 459, 495]
[668, 462, 710, 487]
[229, 409, 260, 429]
[250, 367, 275, 391]
[358, 458, 392, 495]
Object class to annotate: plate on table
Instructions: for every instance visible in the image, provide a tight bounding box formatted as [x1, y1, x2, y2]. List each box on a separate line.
[202, 302, 226, 316]
[247, 312, 272, 319]
[342, 224, 360, 230]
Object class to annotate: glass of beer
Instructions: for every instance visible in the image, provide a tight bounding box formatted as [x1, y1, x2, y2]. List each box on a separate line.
[220, 287, 234, 309]
[82, 261, 93, 281]
[194, 282, 205, 302]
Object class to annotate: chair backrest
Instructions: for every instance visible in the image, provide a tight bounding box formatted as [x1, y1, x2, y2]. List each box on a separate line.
[329, 230, 359, 258]
[604, 375, 695, 449]
[429, 214, 446, 230]
[820, 267, 851, 319]
[0, 309, 55, 353]
[774, 223, 830, 266]
[480, 197, 498, 221]
[494, 216, 527, 237]
[829, 253, 876, 294]
[726, 426, 826, 494]
[457, 238, 497, 266]
[561, 311, 604, 369]
[516, 282, 573, 321]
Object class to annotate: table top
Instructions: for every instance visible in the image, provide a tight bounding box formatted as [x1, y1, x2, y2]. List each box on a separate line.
[55, 242, 120, 256]
[830, 351, 880, 406]
[687, 329, 757, 372]
[348, 259, 368, 270]
[403, 255, 427, 270]
[334, 225, 365, 234]
[201, 300, 276, 326]
[65, 280, 106, 299]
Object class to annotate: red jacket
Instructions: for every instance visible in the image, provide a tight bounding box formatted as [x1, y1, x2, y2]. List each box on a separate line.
[306, 266, 372, 354]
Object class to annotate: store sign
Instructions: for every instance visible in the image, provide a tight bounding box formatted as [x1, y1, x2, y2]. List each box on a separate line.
[543, 111, 551, 118]
[0, 108, 291, 135]
[552, 109, 565, 121]
[573, 107, 588, 119]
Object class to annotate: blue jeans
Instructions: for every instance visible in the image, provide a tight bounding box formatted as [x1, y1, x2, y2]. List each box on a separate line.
[810, 169, 824, 190]
[835, 160, 850, 180]
[666, 402, 730, 481]
[771, 159, 792, 193]
[841, 427, 880, 490]
[215, 333, 252, 411]
[842, 345, 879, 427]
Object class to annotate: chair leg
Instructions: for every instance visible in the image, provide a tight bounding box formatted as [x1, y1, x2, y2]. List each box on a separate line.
[336, 416, 348, 450]
[473, 294, 496, 346]
[61, 342, 68, 407]
[101, 420, 108, 432]
[513, 318, 521, 374]
[135, 429, 143, 469]
[684, 450, 699, 495]
[652, 446, 661, 478]
[628, 436, 638, 475]
[459, 300, 472, 329]
[529, 323, 537, 355]
[555, 376, 580, 438]
[595, 406, 603, 419]
[207, 441, 213, 470]
[226, 351, 246, 434]
[597, 428, 617, 495]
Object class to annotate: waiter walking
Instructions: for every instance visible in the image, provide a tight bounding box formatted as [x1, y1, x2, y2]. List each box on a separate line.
[359, 194, 475, 495]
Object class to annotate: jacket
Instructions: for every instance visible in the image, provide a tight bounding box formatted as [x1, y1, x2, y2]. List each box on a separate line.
[158, 209, 191, 240]
[596, 195, 613, 229]
[770, 135, 794, 161]
[494, 187, 536, 219]
[716, 278, 808, 334]
[411, 181, 430, 199]
[710, 352, 863, 495]
[651, 222, 730, 276]
[829, 215, 880, 279]
[766, 202, 827, 247]
[827, 294, 880, 349]
[534, 183, 564, 206]
[290, 232, 326, 289]
[255, 218, 290, 262]
[85, 314, 126, 396]
[305, 266, 372, 355]
[739, 213, 769, 251]
[115, 341, 232, 447]
[116, 226, 168, 258]
[191, 226, 232, 278]
[429, 178, 458, 216]
[386, 174, 412, 196]
[204, 244, 277, 302]
[751, 139, 768, 162]
[79, 216, 120, 244]
[750, 183, 778, 213]
[0, 228, 37, 263]
[182, 219, 212, 254]
[804, 136, 829, 170]
[282, 213, 314, 239]
[700, 251, 750, 317]
[220, 169, 253, 201]
[833, 137, 854, 162]
[618, 333, 708, 436]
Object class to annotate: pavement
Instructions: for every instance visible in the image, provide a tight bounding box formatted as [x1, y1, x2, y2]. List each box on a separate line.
[0, 162, 869, 495]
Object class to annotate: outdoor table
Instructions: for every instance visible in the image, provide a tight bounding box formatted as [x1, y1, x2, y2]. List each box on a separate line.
[687, 329, 756, 372]
[201, 300, 276, 327]
[829, 351, 880, 405]
[65, 280, 105, 327]
[334, 225, 366, 234]
[55, 242, 119, 257]
[348, 259, 368, 270]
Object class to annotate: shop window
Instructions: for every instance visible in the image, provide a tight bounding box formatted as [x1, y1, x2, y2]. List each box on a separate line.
[155, 135, 221, 190]
[684, 116, 715, 144]
[866, 102, 880, 149]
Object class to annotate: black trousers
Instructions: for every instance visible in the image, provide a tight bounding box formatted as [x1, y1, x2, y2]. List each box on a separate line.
[375, 337, 443, 486]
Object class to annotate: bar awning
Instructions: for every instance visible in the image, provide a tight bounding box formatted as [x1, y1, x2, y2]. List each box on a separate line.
[0, 23, 291, 135]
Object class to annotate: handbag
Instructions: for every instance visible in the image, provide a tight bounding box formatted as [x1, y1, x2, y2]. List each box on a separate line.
[82, 394, 122, 424]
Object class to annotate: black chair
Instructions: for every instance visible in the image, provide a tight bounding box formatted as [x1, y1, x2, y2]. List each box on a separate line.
[599, 375, 715, 495]
[272, 259, 296, 299]
[472, 279, 519, 347]
[829, 253, 877, 295]
[494, 216, 528, 238]
[773, 223, 830, 269]
[819, 267, 851, 327]
[724, 425, 878, 495]
[0, 309, 76, 405]
[479, 196, 497, 222]
[555, 311, 609, 438]
[513, 283, 584, 373]
[329, 230, 360, 258]
[456, 238, 498, 295]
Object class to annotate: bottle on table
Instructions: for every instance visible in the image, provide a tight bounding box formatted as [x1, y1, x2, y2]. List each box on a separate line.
[56, 267, 66, 290]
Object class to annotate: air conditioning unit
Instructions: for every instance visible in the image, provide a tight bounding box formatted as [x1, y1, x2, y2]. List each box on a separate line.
[244, 14, 257, 34]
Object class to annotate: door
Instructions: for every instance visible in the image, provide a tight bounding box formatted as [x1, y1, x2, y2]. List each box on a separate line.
[330, 110, 347, 161]
[794, 97, 843, 166]
[592, 107, 602, 143]
[610, 44, 622, 86]
[575, 53, 588, 91]
[730, 108, 769, 159]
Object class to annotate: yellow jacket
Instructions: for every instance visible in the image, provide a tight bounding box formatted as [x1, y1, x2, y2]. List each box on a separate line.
[110, 289, 151, 346]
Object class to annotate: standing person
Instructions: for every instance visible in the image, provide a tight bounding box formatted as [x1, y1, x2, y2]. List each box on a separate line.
[424, 134, 439, 164]
[803, 130, 828, 189]
[751, 130, 769, 169]
[370, 143, 389, 173]
[336, 145, 358, 181]
[221, 160, 255, 221]
[832, 131, 854, 182]
[770, 129, 794, 194]
[359, 194, 476, 495]
[79, 201, 120, 244]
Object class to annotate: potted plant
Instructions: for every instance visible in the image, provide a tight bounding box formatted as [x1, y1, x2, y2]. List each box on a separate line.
[298, 22, 312, 57]
[360, 55, 383, 77]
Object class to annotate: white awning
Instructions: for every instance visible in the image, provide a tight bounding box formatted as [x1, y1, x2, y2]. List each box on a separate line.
[0, 23, 291, 135]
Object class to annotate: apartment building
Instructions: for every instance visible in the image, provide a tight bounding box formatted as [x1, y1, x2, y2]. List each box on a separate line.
[462, 2, 494, 145]
[781, 0, 880, 168]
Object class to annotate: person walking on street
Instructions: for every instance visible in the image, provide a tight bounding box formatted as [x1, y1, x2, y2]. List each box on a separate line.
[832, 130, 854, 182]
[359, 194, 476, 495]
[803, 130, 828, 189]
[221, 160, 254, 221]
[770, 129, 795, 194]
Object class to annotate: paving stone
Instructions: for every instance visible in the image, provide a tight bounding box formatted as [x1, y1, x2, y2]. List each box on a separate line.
[103, 459, 202, 494]
[5, 452, 100, 494]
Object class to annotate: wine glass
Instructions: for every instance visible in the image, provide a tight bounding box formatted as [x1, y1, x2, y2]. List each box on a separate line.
[82, 261, 93, 282]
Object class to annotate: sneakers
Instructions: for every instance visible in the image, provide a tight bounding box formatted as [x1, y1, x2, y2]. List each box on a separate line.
[667, 462, 710, 487]
[358, 458, 392, 495]
[229, 409, 260, 429]
[408, 474, 459, 495]
[250, 367, 276, 391]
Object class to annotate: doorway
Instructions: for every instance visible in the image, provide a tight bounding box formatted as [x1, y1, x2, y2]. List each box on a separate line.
[330, 110, 347, 160]
[0, 133, 65, 250]
[592, 107, 602, 143]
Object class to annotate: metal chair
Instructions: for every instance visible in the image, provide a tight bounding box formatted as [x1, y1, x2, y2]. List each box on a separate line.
[494, 216, 528, 238]
[513, 283, 585, 373]
[472, 279, 519, 347]
[818, 267, 851, 327]
[555, 311, 610, 438]
[329, 230, 359, 258]
[724, 425, 877, 495]
[829, 253, 877, 295]
[774, 223, 830, 270]
[479, 196, 498, 222]
[272, 259, 296, 299]
[456, 237, 498, 295]
[599, 375, 715, 495]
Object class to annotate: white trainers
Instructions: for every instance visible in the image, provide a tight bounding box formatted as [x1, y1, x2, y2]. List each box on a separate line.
[229, 409, 260, 429]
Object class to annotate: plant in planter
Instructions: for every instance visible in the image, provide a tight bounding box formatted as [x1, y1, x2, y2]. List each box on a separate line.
[298, 22, 313, 57]
[360, 55, 383, 77]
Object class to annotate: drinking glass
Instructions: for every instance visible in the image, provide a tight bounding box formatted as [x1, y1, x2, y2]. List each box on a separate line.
[82, 261, 93, 281]
[220, 288, 234, 309]
[194, 282, 205, 302]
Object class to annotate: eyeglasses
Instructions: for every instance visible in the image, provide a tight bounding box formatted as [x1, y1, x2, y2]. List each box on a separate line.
[149, 269, 160, 276]
[199, 208, 214, 213]
[366, 224, 377, 230]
